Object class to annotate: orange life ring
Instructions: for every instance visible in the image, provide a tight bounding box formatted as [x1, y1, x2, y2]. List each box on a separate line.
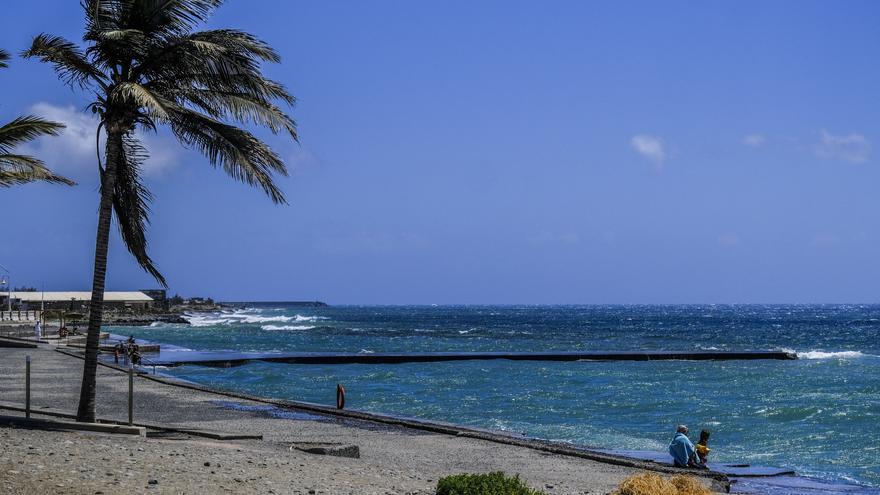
[336, 384, 346, 409]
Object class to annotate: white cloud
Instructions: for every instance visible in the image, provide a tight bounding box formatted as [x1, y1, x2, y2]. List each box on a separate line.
[21, 102, 180, 179]
[742, 134, 766, 147]
[815, 130, 870, 164]
[630, 134, 665, 165]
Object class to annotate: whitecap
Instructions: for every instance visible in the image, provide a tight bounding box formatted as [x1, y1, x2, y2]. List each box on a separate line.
[183, 314, 231, 327]
[183, 311, 327, 326]
[261, 325, 316, 331]
[239, 315, 296, 323]
[797, 350, 868, 360]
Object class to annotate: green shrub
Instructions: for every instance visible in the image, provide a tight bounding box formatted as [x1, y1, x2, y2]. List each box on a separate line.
[435, 471, 547, 495]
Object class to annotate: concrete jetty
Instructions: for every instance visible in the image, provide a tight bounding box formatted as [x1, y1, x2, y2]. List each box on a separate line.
[145, 350, 798, 368]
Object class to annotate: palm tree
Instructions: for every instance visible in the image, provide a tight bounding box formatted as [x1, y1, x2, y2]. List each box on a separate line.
[0, 49, 73, 187]
[24, 0, 297, 423]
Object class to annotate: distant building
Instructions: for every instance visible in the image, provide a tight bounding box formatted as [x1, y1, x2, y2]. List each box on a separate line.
[140, 289, 167, 310]
[0, 291, 154, 311]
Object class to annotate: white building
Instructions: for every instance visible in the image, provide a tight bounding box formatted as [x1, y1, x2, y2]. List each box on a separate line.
[1, 291, 154, 311]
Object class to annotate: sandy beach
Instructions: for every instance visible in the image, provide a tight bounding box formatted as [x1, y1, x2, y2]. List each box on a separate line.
[0, 343, 723, 494]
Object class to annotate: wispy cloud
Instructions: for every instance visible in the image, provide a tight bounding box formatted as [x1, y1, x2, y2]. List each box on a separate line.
[286, 145, 322, 171]
[21, 102, 180, 179]
[814, 130, 871, 164]
[742, 134, 766, 147]
[630, 134, 665, 166]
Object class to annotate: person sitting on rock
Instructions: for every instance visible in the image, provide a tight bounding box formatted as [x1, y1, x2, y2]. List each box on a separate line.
[669, 424, 702, 468]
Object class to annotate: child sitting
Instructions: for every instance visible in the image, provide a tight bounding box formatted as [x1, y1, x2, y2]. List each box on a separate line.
[695, 430, 711, 465]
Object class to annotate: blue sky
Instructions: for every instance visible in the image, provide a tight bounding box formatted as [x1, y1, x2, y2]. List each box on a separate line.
[1, 1, 880, 304]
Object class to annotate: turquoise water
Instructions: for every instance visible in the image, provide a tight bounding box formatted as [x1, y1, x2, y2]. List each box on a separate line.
[110, 304, 880, 491]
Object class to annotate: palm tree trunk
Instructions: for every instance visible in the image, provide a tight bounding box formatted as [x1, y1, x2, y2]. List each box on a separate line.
[75, 130, 122, 423]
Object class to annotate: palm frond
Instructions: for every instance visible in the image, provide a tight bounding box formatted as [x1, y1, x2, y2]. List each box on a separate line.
[168, 107, 288, 204]
[0, 154, 76, 187]
[112, 82, 171, 120]
[22, 34, 107, 88]
[134, 33, 274, 83]
[188, 29, 281, 62]
[83, 0, 124, 33]
[151, 72, 295, 109]
[0, 116, 65, 154]
[169, 89, 297, 138]
[110, 0, 223, 38]
[0, 49, 9, 69]
[96, 28, 147, 41]
[112, 135, 167, 286]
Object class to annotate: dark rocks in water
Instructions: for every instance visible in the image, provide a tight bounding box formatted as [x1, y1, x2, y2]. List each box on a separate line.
[101, 314, 189, 327]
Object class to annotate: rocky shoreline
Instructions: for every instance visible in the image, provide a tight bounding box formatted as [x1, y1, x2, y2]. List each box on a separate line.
[102, 313, 190, 327]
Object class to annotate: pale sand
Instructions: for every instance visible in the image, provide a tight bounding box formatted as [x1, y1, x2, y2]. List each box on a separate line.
[0, 345, 720, 494]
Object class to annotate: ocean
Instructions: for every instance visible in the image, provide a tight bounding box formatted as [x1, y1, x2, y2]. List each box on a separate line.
[108, 304, 880, 493]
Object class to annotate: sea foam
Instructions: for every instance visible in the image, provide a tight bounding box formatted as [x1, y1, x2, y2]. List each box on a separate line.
[796, 350, 869, 360]
[261, 324, 316, 331]
[183, 309, 327, 327]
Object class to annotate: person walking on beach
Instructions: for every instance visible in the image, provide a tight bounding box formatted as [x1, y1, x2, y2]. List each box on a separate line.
[669, 425, 701, 468]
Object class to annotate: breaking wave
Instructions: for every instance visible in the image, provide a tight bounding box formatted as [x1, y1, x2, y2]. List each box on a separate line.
[797, 350, 870, 360]
[183, 309, 327, 327]
[261, 325, 316, 331]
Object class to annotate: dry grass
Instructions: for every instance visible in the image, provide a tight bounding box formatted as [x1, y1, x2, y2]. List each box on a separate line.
[670, 474, 713, 494]
[612, 472, 713, 495]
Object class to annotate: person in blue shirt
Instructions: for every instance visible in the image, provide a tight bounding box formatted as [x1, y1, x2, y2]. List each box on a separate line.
[669, 424, 703, 468]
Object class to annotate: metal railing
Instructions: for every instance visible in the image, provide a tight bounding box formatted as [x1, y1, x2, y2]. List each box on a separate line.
[0, 326, 37, 339]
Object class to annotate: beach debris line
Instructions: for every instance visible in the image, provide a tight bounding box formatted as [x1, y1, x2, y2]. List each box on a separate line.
[290, 442, 360, 459]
